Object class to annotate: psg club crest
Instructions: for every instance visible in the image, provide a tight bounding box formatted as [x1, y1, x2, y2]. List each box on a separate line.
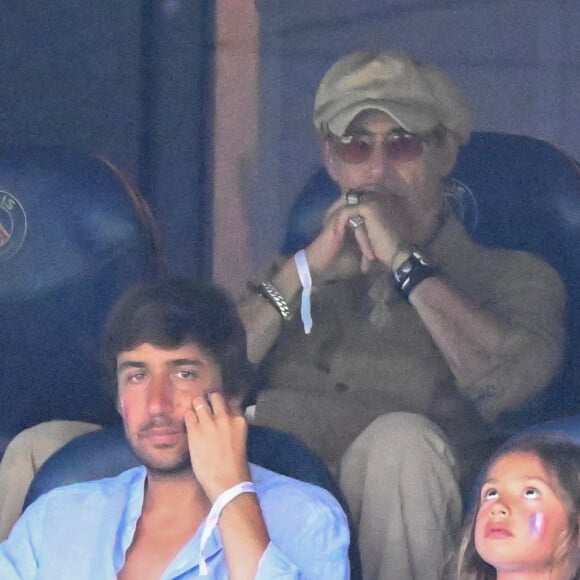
[0, 190, 27, 261]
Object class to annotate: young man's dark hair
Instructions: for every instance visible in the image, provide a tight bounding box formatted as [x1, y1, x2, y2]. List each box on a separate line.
[101, 278, 256, 402]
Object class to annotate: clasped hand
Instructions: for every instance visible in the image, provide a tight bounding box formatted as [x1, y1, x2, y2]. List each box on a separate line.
[305, 189, 414, 282]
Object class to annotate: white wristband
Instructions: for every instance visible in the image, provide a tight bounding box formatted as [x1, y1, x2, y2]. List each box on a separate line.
[199, 481, 257, 575]
[294, 250, 313, 334]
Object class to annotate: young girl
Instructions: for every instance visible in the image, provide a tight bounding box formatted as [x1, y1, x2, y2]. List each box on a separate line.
[455, 432, 580, 579]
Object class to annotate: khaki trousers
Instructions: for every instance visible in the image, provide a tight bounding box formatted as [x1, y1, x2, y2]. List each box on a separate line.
[0, 420, 101, 541]
[339, 412, 463, 580]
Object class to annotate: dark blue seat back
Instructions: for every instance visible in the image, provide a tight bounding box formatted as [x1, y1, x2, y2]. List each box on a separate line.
[0, 148, 161, 454]
[24, 425, 340, 506]
[281, 132, 580, 430]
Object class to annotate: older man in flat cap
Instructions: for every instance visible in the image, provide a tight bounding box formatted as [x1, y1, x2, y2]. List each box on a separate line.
[240, 50, 565, 579]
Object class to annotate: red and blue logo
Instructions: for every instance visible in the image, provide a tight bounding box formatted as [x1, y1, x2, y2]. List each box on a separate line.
[0, 190, 27, 261]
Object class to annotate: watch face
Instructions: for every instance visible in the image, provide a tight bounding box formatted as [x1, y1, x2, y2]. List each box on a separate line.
[395, 251, 432, 283]
[400, 262, 413, 275]
[412, 251, 431, 267]
[394, 258, 413, 283]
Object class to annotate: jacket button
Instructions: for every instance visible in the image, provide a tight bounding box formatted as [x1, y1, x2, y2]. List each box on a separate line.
[335, 382, 349, 393]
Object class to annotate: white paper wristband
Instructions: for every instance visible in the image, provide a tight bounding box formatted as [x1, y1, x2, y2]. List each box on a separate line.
[199, 481, 257, 575]
[294, 250, 313, 334]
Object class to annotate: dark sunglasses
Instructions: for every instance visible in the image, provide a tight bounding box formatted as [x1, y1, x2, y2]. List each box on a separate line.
[331, 130, 424, 164]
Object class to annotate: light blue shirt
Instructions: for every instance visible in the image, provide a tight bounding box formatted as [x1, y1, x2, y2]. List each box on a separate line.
[0, 464, 350, 579]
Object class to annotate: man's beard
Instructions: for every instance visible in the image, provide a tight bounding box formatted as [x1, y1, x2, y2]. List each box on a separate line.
[126, 416, 193, 477]
[145, 455, 191, 477]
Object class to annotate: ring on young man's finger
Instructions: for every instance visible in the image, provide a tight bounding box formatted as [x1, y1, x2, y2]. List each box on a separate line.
[193, 404, 206, 412]
[348, 215, 365, 229]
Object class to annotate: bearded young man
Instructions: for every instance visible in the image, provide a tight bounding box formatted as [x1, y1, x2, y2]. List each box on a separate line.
[0, 280, 350, 579]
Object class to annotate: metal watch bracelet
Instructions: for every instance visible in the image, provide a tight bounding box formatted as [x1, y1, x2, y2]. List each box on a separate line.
[257, 281, 292, 321]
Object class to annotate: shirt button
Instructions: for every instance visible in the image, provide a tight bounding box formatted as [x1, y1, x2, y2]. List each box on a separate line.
[335, 382, 349, 393]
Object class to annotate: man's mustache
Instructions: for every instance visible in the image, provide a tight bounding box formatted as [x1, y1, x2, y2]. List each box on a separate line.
[138, 416, 185, 434]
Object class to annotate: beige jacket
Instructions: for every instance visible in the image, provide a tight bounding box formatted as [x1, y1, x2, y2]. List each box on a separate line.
[255, 216, 565, 469]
